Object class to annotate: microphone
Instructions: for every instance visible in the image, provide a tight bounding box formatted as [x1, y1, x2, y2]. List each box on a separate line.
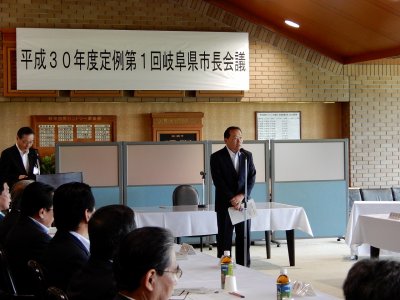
[199, 171, 207, 208]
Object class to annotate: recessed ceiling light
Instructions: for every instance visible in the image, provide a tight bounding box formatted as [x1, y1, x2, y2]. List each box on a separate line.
[285, 20, 300, 28]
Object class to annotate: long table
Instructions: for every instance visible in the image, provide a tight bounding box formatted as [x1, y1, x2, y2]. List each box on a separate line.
[351, 214, 400, 258]
[134, 202, 313, 267]
[174, 246, 339, 300]
[345, 201, 400, 256]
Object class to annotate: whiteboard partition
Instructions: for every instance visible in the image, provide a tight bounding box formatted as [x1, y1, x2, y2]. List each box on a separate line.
[211, 141, 267, 183]
[57, 143, 120, 186]
[273, 141, 345, 182]
[126, 143, 205, 186]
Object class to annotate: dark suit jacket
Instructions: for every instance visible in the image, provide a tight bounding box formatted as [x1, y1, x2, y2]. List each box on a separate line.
[43, 230, 90, 291]
[0, 145, 39, 188]
[210, 147, 256, 212]
[113, 293, 132, 300]
[67, 257, 116, 300]
[4, 215, 51, 294]
[0, 210, 20, 245]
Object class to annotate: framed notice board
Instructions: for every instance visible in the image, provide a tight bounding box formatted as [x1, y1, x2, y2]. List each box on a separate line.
[31, 115, 117, 157]
[256, 112, 301, 140]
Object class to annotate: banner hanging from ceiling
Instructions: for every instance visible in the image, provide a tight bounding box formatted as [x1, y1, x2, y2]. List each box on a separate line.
[16, 28, 249, 91]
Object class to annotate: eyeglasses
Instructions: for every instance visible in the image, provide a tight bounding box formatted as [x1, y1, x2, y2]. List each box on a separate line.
[158, 265, 183, 279]
[18, 139, 34, 145]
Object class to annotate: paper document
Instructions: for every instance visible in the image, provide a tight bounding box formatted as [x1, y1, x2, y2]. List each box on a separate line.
[228, 199, 257, 225]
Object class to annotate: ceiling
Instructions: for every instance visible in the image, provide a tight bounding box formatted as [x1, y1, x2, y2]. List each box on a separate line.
[204, 0, 400, 64]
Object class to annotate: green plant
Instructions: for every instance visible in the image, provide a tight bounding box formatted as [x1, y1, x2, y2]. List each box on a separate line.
[40, 154, 56, 174]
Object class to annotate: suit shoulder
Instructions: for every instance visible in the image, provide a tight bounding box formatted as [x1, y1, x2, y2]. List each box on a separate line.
[242, 149, 253, 156]
[1, 145, 17, 155]
[211, 147, 227, 157]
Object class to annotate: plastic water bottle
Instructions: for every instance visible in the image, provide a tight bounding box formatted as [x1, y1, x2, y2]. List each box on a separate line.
[277, 268, 291, 300]
[220, 250, 233, 289]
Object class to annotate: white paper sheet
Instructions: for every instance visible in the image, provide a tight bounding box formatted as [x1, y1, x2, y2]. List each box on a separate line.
[228, 199, 257, 225]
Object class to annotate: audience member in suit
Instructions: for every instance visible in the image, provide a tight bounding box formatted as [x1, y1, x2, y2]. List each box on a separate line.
[113, 227, 179, 300]
[67, 205, 136, 300]
[0, 127, 41, 189]
[210, 126, 256, 267]
[0, 180, 11, 221]
[4, 181, 54, 295]
[343, 259, 400, 300]
[0, 180, 34, 243]
[43, 182, 95, 291]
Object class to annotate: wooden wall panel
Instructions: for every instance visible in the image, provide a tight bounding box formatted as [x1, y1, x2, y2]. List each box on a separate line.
[0, 102, 347, 155]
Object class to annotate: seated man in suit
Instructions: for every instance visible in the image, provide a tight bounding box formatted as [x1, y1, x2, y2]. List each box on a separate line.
[113, 227, 179, 300]
[67, 204, 136, 300]
[43, 182, 96, 291]
[343, 259, 400, 300]
[4, 181, 54, 294]
[0, 180, 11, 220]
[0, 127, 41, 189]
[0, 179, 34, 243]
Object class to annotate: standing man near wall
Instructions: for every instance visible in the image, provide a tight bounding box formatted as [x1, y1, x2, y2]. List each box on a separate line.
[0, 127, 40, 189]
[210, 126, 256, 267]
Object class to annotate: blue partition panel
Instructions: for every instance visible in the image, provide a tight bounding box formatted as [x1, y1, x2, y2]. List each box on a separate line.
[127, 184, 203, 207]
[92, 187, 121, 208]
[273, 181, 347, 238]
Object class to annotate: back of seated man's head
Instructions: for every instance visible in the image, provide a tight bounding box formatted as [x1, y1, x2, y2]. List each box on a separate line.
[20, 181, 54, 226]
[113, 227, 175, 294]
[89, 204, 136, 260]
[10, 179, 34, 211]
[53, 182, 95, 232]
[343, 259, 400, 300]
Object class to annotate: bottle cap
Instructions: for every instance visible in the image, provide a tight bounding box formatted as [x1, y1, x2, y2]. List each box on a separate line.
[280, 268, 288, 275]
[224, 250, 230, 256]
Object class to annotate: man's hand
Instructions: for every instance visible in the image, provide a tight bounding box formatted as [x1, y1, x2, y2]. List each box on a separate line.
[18, 175, 28, 180]
[230, 193, 244, 210]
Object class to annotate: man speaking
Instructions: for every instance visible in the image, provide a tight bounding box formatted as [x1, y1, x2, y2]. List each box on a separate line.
[210, 126, 256, 267]
[0, 127, 41, 188]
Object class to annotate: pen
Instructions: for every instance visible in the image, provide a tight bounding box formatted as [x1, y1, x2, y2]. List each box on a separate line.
[229, 292, 245, 298]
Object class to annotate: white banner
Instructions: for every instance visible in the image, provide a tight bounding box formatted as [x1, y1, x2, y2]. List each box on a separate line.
[16, 28, 249, 91]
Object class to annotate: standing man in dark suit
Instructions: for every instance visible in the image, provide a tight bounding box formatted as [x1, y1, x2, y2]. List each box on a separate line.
[210, 126, 256, 267]
[0, 127, 40, 189]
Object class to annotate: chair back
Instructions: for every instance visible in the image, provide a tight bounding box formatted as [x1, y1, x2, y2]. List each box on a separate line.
[27, 260, 47, 299]
[360, 188, 394, 201]
[46, 287, 69, 300]
[172, 185, 199, 206]
[36, 172, 83, 189]
[348, 188, 362, 211]
[0, 248, 17, 295]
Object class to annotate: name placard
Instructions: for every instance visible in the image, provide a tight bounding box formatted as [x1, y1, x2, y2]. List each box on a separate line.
[389, 212, 400, 220]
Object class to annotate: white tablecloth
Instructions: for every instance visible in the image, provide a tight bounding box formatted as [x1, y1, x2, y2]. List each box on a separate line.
[345, 201, 400, 255]
[134, 203, 313, 237]
[134, 205, 218, 238]
[352, 214, 400, 253]
[175, 247, 338, 300]
[252, 202, 313, 236]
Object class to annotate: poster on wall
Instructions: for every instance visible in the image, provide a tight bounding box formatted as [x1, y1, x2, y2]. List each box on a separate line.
[16, 28, 249, 91]
[256, 112, 301, 140]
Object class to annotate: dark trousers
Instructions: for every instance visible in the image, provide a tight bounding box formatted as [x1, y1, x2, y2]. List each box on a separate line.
[216, 209, 251, 267]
